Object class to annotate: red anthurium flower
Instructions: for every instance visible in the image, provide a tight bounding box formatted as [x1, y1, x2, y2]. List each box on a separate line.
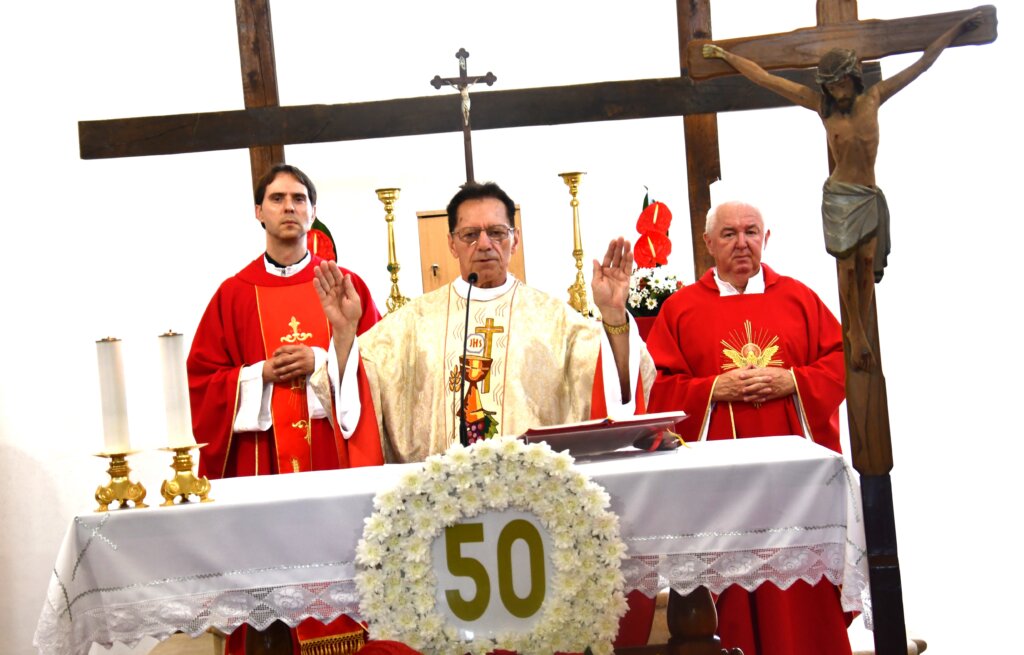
[634, 231, 671, 267]
[636, 201, 672, 235]
[307, 228, 337, 261]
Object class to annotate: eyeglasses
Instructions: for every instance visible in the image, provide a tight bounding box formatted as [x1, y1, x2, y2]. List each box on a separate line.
[451, 225, 515, 244]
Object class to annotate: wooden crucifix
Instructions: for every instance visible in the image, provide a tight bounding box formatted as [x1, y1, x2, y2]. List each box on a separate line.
[430, 48, 497, 183]
[679, 4, 997, 655]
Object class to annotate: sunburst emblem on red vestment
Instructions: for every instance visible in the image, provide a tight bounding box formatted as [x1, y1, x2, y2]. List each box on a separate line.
[720, 320, 784, 371]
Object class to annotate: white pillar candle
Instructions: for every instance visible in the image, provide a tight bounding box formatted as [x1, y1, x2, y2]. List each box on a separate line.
[159, 331, 196, 448]
[96, 337, 131, 453]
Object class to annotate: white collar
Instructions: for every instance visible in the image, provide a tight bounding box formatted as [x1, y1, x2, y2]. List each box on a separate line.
[712, 267, 765, 296]
[452, 274, 518, 301]
[263, 251, 311, 278]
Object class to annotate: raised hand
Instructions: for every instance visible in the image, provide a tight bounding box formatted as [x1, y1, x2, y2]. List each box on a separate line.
[313, 261, 363, 336]
[591, 237, 632, 325]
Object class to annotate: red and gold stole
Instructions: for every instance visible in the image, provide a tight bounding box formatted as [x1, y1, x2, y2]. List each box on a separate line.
[254, 283, 331, 474]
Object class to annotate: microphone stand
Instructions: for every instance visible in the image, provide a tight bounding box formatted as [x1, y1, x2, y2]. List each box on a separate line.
[460, 272, 478, 446]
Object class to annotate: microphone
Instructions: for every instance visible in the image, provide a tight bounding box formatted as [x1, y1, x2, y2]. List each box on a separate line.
[460, 272, 479, 446]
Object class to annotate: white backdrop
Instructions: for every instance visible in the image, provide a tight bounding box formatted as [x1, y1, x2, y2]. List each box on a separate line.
[0, 1, 1018, 654]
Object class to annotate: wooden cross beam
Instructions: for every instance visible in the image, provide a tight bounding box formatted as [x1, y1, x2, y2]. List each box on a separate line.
[78, 70, 853, 160]
[686, 6, 997, 80]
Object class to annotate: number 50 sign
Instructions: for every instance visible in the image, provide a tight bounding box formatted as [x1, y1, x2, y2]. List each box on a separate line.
[431, 509, 554, 637]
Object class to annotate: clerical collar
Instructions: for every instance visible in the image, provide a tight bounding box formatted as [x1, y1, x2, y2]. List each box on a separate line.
[712, 267, 765, 296]
[452, 274, 518, 301]
[263, 251, 311, 277]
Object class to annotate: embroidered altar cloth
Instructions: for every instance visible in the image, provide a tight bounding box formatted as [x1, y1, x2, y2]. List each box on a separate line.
[34, 436, 869, 655]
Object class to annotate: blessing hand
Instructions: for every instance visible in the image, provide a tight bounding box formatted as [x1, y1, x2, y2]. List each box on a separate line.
[313, 261, 363, 336]
[592, 237, 632, 324]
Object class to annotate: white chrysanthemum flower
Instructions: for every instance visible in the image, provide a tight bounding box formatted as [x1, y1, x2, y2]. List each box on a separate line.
[602, 539, 629, 563]
[490, 485, 511, 509]
[436, 496, 461, 523]
[362, 513, 389, 538]
[646, 296, 658, 310]
[549, 451, 574, 475]
[373, 488, 401, 513]
[458, 468, 483, 490]
[593, 511, 618, 534]
[458, 487, 483, 515]
[523, 445, 548, 467]
[472, 437, 499, 459]
[355, 540, 384, 567]
[498, 437, 522, 456]
[508, 479, 531, 503]
[445, 445, 472, 470]
[400, 468, 423, 491]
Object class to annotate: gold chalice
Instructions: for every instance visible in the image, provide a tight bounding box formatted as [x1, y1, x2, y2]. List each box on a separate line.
[459, 355, 492, 422]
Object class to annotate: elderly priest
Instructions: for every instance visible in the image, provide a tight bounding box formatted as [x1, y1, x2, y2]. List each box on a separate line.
[314, 181, 658, 647]
[645, 200, 848, 655]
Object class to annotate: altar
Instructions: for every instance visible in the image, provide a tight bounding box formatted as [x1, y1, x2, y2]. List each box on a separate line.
[34, 436, 869, 655]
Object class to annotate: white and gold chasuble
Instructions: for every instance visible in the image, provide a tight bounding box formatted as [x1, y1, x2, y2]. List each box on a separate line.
[358, 277, 643, 463]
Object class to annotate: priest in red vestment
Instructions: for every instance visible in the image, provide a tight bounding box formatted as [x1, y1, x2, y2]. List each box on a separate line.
[645, 201, 850, 655]
[187, 164, 382, 655]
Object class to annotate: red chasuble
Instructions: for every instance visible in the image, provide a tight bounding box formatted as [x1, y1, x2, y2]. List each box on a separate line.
[645, 264, 850, 655]
[188, 255, 382, 654]
[187, 254, 383, 479]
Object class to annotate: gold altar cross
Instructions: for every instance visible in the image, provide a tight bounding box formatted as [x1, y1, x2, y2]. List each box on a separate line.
[475, 318, 504, 393]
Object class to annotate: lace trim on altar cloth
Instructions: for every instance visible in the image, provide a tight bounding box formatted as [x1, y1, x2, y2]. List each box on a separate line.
[34, 580, 362, 655]
[621, 542, 870, 620]
[35, 544, 871, 655]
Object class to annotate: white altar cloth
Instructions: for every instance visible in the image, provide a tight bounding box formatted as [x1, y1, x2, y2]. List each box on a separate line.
[34, 436, 869, 655]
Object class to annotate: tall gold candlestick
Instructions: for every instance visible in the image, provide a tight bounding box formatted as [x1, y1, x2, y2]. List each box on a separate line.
[559, 172, 590, 316]
[376, 187, 410, 313]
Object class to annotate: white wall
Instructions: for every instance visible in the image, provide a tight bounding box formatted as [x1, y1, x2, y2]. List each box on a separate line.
[0, 1, 1018, 654]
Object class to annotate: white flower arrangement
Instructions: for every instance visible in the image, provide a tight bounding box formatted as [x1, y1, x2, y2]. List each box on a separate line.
[628, 266, 683, 317]
[355, 437, 629, 655]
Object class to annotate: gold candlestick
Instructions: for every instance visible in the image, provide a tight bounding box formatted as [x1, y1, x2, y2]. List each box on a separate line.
[94, 451, 148, 511]
[160, 444, 212, 506]
[559, 172, 590, 316]
[376, 187, 410, 314]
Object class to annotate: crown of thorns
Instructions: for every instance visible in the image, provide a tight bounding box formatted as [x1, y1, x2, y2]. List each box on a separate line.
[815, 48, 862, 85]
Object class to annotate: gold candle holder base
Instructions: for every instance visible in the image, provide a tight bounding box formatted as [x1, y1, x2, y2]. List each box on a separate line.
[160, 444, 213, 506]
[94, 451, 148, 512]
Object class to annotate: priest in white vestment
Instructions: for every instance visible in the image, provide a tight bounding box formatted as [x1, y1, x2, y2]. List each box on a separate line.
[316, 181, 655, 463]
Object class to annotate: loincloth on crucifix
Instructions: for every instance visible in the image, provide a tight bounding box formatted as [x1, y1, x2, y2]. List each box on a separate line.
[821, 179, 891, 282]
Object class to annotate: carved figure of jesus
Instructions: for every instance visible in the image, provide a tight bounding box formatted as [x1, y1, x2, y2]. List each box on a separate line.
[703, 10, 981, 371]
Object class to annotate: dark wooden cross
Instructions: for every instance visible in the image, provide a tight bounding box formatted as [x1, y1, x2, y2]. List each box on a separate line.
[430, 48, 497, 183]
[77, 2, 996, 653]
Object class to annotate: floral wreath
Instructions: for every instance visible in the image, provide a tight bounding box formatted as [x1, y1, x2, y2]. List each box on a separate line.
[355, 437, 629, 655]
